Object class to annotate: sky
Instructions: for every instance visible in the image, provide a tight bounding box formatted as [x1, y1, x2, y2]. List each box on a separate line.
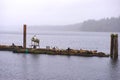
[0, 0, 120, 31]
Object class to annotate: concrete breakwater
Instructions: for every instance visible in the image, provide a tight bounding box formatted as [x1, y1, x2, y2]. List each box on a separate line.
[0, 45, 109, 57]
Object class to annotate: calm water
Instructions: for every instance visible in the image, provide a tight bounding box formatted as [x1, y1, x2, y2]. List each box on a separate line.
[0, 32, 120, 80]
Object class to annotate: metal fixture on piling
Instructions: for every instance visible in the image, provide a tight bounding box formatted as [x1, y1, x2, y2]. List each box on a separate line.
[23, 24, 27, 49]
[110, 34, 118, 59]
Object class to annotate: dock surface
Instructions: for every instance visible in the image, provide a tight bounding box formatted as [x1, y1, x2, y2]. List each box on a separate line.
[0, 45, 109, 57]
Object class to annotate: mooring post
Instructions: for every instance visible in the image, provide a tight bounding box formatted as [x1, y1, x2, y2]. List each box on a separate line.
[110, 34, 114, 58]
[23, 24, 27, 49]
[114, 34, 118, 59]
[110, 34, 118, 59]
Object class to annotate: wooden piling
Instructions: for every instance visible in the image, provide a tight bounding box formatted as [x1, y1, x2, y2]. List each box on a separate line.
[23, 24, 27, 48]
[110, 34, 114, 58]
[110, 34, 118, 59]
[114, 34, 118, 59]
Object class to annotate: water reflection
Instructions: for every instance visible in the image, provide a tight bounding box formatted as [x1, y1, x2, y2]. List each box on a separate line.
[21, 54, 27, 80]
[108, 58, 120, 80]
[110, 58, 119, 66]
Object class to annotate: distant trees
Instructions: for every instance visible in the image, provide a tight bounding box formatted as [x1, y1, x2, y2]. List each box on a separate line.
[27, 16, 120, 32]
[80, 17, 120, 32]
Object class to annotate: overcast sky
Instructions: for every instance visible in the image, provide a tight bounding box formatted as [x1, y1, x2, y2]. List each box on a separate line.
[0, 0, 120, 30]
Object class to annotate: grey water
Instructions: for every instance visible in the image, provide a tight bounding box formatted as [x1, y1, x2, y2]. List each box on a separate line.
[0, 32, 120, 80]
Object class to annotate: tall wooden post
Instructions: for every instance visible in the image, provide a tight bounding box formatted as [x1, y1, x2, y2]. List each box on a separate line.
[110, 34, 118, 59]
[23, 24, 27, 49]
[114, 34, 118, 59]
[110, 34, 114, 58]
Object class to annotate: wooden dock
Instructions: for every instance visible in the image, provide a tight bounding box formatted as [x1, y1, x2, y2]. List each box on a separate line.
[0, 44, 109, 57]
[1, 24, 119, 58]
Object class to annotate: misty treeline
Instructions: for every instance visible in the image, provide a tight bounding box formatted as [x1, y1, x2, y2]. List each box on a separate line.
[28, 16, 120, 32]
[80, 16, 120, 32]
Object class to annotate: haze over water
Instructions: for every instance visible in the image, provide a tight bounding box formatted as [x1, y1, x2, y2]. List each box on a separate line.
[0, 0, 120, 31]
[0, 0, 120, 80]
[0, 32, 120, 80]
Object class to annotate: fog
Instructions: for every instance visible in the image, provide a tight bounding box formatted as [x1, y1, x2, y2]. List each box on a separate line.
[0, 0, 120, 31]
